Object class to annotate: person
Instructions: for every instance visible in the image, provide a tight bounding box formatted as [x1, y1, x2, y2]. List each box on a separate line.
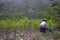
[39, 19, 54, 33]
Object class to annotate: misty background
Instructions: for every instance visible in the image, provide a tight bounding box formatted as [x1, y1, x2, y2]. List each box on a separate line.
[0, 0, 60, 20]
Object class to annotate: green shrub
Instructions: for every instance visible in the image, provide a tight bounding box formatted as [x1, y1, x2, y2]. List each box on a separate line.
[0, 18, 58, 31]
[47, 19, 58, 30]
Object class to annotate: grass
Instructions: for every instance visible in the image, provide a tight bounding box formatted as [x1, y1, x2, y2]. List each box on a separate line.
[0, 18, 58, 31]
[0, 18, 59, 40]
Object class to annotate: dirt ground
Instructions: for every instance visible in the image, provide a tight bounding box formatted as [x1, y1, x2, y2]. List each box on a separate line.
[17, 31, 60, 40]
[0, 31, 60, 40]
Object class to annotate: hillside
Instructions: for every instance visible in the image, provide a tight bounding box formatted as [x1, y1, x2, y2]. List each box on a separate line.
[0, 0, 60, 19]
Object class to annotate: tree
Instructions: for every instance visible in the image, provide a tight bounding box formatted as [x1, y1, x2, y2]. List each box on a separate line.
[46, 0, 60, 22]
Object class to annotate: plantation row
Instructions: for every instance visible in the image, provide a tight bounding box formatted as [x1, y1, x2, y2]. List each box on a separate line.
[0, 18, 58, 31]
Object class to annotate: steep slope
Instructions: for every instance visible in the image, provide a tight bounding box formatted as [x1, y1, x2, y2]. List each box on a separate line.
[0, 0, 60, 19]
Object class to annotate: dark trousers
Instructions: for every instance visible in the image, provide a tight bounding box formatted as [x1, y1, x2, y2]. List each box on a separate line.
[40, 26, 54, 33]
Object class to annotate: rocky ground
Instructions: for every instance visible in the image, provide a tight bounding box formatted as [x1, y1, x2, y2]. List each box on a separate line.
[0, 30, 60, 40]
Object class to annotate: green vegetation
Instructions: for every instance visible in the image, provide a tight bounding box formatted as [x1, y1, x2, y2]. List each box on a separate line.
[0, 0, 60, 31]
[0, 18, 58, 31]
[0, 0, 60, 40]
[0, 18, 39, 31]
